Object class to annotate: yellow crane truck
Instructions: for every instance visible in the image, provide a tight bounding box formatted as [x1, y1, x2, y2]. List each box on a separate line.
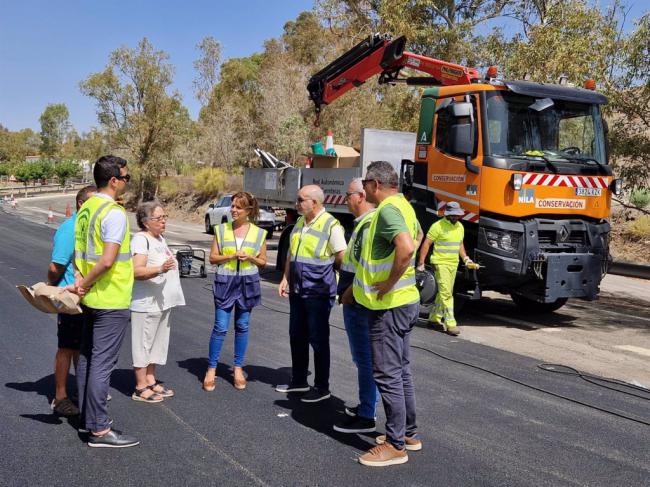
[307, 34, 622, 312]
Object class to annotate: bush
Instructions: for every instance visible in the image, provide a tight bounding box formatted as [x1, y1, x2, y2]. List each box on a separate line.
[159, 177, 180, 198]
[193, 168, 226, 197]
[630, 189, 650, 209]
[626, 215, 650, 240]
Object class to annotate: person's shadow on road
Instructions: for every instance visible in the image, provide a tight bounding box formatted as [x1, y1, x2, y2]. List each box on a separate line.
[274, 395, 375, 451]
[6, 375, 81, 429]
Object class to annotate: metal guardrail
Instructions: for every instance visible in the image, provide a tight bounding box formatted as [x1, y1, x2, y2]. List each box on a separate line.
[0, 182, 88, 197]
[609, 261, 650, 280]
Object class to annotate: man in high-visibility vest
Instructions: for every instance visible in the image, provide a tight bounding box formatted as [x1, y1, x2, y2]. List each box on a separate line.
[334, 177, 378, 434]
[353, 161, 423, 467]
[67, 155, 138, 448]
[417, 201, 477, 336]
[277, 184, 346, 403]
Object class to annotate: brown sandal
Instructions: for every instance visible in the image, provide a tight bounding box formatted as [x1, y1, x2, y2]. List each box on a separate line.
[203, 370, 216, 392]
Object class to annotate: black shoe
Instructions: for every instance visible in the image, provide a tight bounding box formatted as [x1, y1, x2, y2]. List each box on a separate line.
[87, 429, 139, 448]
[275, 382, 310, 393]
[333, 415, 376, 433]
[300, 387, 331, 403]
[345, 405, 359, 417]
[78, 418, 114, 433]
[51, 398, 79, 417]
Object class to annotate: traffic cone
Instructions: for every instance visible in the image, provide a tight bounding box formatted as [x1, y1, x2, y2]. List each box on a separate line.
[65, 202, 71, 218]
[47, 206, 54, 224]
[325, 130, 335, 155]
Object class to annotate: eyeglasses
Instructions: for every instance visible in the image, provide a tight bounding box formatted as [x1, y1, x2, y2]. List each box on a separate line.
[361, 179, 376, 187]
[115, 174, 131, 182]
[345, 191, 363, 198]
[148, 215, 169, 222]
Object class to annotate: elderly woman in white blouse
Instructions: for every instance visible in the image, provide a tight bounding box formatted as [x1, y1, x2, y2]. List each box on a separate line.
[130, 201, 185, 403]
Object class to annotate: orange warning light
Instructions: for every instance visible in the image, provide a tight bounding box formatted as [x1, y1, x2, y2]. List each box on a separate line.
[584, 79, 596, 90]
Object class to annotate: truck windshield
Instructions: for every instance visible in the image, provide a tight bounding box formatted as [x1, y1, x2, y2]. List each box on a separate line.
[485, 91, 607, 166]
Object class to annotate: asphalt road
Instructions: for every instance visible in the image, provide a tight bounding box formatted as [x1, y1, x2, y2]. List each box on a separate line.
[1, 207, 649, 486]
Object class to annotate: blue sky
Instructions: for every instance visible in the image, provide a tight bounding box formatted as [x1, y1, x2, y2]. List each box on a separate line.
[0, 0, 315, 133]
[1, 1, 646, 134]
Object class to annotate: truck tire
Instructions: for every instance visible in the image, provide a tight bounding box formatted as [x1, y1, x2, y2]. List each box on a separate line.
[205, 216, 213, 234]
[510, 293, 568, 313]
[276, 225, 293, 272]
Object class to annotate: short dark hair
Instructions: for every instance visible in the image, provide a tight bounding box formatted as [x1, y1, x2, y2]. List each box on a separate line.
[76, 185, 97, 211]
[93, 155, 127, 189]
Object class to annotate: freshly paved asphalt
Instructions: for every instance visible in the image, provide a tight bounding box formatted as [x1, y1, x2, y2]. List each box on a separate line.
[1, 208, 649, 487]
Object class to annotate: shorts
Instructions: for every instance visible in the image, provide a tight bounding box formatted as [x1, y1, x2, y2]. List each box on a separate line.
[57, 313, 84, 350]
[131, 309, 172, 367]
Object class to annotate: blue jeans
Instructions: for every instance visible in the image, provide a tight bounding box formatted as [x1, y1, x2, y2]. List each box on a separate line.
[343, 303, 379, 420]
[289, 294, 332, 390]
[208, 304, 251, 368]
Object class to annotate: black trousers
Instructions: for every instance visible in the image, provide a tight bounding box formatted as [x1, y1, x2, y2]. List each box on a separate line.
[289, 294, 332, 390]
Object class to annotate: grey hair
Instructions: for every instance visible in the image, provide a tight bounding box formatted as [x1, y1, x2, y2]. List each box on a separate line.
[136, 200, 163, 230]
[365, 161, 398, 187]
[304, 185, 325, 204]
[350, 177, 365, 195]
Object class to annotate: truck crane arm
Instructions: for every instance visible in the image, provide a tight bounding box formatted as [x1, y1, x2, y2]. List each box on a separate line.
[307, 33, 480, 114]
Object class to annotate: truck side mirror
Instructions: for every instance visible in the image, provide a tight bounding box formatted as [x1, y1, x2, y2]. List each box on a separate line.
[450, 101, 473, 118]
[449, 122, 474, 156]
[208, 203, 215, 209]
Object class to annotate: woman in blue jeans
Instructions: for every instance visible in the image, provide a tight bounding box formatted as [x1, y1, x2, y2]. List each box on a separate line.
[203, 192, 267, 391]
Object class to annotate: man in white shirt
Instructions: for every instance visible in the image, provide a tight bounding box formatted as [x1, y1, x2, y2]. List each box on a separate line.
[277, 185, 346, 403]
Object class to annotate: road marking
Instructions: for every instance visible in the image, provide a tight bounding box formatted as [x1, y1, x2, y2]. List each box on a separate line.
[614, 345, 650, 357]
[161, 406, 270, 486]
[481, 313, 540, 330]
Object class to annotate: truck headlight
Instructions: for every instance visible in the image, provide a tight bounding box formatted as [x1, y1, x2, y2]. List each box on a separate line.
[610, 178, 623, 196]
[485, 229, 520, 253]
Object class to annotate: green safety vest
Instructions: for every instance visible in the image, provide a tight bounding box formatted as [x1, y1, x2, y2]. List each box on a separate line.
[340, 209, 376, 273]
[74, 195, 133, 309]
[215, 222, 266, 276]
[428, 218, 464, 265]
[353, 194, 420, 310]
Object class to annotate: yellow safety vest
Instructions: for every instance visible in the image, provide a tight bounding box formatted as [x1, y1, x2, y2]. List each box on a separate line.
[353, 194, 420, 310]
[215, 222, 266, 276]
[74, 195, 133, 309]
[289, 211, 339, 267]
[340, 209, 376, 273]
[428, 218, 464, 265]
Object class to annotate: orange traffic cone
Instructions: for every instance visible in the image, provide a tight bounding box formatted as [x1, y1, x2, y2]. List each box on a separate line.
[47, 206, 54, 224]
[65, 202, 71, 218]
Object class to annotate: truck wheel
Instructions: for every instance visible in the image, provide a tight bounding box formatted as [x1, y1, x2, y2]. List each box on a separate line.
[205, 217, 213, 234]
[510, 293, 568, 313]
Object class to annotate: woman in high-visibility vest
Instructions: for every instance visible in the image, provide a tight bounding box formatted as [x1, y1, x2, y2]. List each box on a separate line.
[417, 201, 477, 336]
[203, 192, 267, 392]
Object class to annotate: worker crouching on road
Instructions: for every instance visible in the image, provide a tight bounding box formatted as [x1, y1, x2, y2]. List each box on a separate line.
[354, 161, 423, 467]
[204, 192, 267, 392]
[276, 185, 346, 403]
[417, 201, 477, 336]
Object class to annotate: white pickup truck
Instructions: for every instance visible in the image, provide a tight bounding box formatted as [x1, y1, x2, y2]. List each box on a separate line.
[204, 194, 277, 238]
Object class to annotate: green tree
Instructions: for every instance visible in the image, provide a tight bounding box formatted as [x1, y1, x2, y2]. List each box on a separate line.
[80, 38, 190, 200]
[39, 103, 71, 159]
[193, 36, 222, 107]
[53, 160, 81, 186]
